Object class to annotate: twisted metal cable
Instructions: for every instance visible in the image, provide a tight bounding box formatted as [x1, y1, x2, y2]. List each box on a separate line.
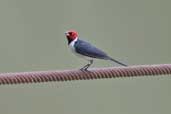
[0, 64, 171, 85]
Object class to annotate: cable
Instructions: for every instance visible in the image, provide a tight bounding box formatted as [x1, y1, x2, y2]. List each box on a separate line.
[0, 64, 171, 85]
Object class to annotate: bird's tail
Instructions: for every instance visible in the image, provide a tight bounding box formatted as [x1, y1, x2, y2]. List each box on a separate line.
[108, 57, 127, 67]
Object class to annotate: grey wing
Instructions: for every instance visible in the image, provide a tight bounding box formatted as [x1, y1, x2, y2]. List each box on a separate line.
[74, 39, 110, 60]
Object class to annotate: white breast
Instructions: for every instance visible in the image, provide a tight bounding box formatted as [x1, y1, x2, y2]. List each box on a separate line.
[69, 38, 77, 53]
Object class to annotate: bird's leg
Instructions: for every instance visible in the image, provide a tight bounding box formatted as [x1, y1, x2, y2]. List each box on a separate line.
[80, 60, 93, 71]
[84, 60, 93, 70]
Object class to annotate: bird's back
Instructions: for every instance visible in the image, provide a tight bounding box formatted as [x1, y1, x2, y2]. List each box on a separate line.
[74, 39, 110, 60]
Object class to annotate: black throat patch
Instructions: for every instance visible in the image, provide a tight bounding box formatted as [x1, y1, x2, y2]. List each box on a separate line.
[67, 38, 73, 45]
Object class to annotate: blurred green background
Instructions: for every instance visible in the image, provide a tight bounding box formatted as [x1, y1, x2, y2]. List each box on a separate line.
[0, 0, 171, 114]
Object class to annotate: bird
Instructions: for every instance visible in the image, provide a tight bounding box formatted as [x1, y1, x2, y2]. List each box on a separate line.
[64, 30, 127, 71]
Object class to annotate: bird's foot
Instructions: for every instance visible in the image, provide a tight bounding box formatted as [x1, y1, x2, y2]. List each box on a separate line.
[80, 64, 90, 71]
[80, 67, 88, 71]
[80, 67, 92, 73]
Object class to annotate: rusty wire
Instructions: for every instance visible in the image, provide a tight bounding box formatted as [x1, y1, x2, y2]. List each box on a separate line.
[0, 64, 171, 85]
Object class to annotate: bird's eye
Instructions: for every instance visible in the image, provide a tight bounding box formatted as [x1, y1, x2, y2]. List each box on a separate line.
[69, 32, 72, 35]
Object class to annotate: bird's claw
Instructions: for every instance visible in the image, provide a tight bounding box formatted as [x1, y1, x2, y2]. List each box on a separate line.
[79, 68, 92, 73]
[80, 67, 88, 71]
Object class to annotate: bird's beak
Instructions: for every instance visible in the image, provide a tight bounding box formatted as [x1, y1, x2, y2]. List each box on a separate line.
[64, 32, 69, 36]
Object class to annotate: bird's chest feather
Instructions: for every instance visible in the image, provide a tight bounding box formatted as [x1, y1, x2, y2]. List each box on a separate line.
[69, 39, 77, 54]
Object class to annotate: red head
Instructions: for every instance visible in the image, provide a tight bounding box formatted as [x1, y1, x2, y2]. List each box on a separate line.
[65, 30, 78, 44]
